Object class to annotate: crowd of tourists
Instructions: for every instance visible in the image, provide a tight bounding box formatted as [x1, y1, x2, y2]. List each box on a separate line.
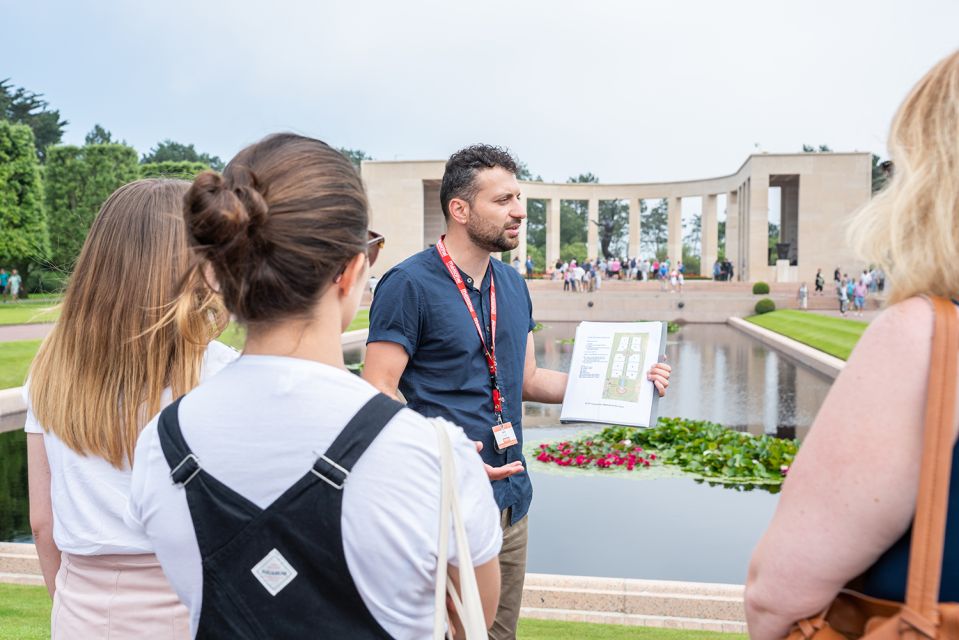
[21, 48, 959, 640]
[830, 266, 885, 317]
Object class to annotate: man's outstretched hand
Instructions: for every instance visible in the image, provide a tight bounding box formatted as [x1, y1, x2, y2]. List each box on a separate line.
[647, 360, 672, 397]
[474, 441, 526, 480]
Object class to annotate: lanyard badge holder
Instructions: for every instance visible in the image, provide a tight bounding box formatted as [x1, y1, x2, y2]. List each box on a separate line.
[436, 237, 518, 454]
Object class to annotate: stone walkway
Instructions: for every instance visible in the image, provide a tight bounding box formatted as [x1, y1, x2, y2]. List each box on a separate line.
[0, 323, 53, 342]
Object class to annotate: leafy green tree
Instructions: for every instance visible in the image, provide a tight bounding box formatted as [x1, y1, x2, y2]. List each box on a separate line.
[641, 199, 669, 259]
[140, 161, 209, 180]
[871, 154, 890, 194]
[142, 139, 224, 171]
[0, 122, 50, 283]
[0, 79, 68, 162]
[45, 143, 140, 269]
[84, 124, 114, 145]
[338, 148, 372, 171]
[718, 219, 726, 259]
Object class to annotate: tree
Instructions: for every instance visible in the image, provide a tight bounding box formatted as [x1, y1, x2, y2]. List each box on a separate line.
[718, 219, 726, 259]
[45, 143, 141, 269]
[84, 124, 114, 145]
[0, 122, 50, 284]
[142, 139, 224, 171]
[338, 148, 372, 171]
[140, 161, 209, 180]
[641, 199, 669, 259]
[871, 153, 890, 194]
[0, 79, 68, 162]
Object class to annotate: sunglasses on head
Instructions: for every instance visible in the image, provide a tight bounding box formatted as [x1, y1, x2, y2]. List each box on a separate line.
[334, 230, 385, 283]
[366, 230, 385, 267]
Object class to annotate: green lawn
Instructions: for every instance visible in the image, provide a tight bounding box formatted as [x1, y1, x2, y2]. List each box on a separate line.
[0, 584, 49, 640]
[0, 340, 41, 389]
[746, 309, 868, 360]
[0, 583, 744, 640]
[0, 300, 61, 326]
[0, 310, 372, 389]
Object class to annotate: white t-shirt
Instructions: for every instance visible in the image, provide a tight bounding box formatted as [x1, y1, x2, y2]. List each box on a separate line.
[125, 355, 502, 640]
[24, 341, 239, 555]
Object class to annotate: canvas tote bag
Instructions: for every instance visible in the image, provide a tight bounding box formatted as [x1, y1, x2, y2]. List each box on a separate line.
[787, 295, 959, 639]
[431, 419, 490, 640]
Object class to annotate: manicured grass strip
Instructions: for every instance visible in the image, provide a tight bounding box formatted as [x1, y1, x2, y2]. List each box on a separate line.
[518, 619, 746, 639]
[746, 309, 867, 360]
[0, 584, 748, 640]
[0, 301, 60, 326]
[0, 311, 373, 389]
[0, 583, 50, 640]
[0, 340, 41, 389]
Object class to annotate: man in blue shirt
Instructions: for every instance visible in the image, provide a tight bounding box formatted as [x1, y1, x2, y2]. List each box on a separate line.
[364, 145, 671, 639]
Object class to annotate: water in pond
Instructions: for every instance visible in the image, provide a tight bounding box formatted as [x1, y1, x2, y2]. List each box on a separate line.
[0, 323, 834, 583]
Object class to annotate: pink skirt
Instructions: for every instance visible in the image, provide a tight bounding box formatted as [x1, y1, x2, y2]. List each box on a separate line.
[52, 552, 190, 640]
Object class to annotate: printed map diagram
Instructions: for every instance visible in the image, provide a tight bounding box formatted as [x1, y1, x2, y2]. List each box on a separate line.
[602, 332, 648, 403]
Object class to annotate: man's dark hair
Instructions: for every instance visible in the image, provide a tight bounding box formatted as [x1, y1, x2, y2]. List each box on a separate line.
[440, 144, 517, 220]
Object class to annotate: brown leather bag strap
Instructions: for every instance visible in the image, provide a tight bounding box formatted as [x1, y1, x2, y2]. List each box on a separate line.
[903, 296, 959, 634]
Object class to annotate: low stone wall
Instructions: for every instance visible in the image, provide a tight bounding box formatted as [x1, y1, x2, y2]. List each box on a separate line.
[727, 317, 844, 379]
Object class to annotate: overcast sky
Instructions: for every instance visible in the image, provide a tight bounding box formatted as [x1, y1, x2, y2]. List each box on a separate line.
[4, 0, 957, 185]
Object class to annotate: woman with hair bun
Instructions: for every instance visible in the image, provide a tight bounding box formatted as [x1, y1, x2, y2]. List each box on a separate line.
[127, 133, 503, 639]
[27, 179, 235, 638]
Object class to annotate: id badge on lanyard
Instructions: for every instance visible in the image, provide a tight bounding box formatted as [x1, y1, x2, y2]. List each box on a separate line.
[436, 237, 518, 452]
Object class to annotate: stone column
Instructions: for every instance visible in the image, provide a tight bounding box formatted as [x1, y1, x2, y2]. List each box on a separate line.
[700, 194, 718, 277]
[587, 198, 599, 260]
[725, 190, 739, 280]
[546, 197, 561, 268]
[628, 198, 641, 259]
[516, 197, 529, 272]
[667, 196, 682, 265]
[748, 174, 770, 283]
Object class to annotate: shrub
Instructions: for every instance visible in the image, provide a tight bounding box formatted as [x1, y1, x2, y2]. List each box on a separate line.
[752, 281, 770, 294]
[140, 161, 209, 180]
[755, 298, 776, 314]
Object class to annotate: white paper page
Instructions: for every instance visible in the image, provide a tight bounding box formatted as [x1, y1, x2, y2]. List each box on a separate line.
[559, 321, 664, 427]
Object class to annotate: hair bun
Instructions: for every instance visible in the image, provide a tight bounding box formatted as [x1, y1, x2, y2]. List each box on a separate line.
[184, 170, 268, 261]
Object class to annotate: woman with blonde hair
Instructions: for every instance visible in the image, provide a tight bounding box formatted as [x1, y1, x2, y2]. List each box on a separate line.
[26, 179, 235, 638]
[746, 49, 959, 639]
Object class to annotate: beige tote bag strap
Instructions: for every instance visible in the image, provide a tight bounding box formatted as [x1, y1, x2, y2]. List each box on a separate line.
[431, 419, 488, 640]
[902, 296, 958, 638]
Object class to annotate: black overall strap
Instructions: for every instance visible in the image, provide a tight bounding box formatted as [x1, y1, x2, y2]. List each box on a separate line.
[158, 397, 197, 483]
[309, 393, 404, 491]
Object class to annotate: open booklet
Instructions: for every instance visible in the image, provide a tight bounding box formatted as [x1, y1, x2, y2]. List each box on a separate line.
[559, 321, 668, 428]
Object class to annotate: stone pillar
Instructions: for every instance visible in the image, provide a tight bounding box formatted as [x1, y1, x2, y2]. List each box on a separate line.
[516, 197, 529, 272]
[667, 196, 682, 265]
[748, 174, 770, 283]
[701, 194, 718, 277]
[546, 197, 561, 268]
[725, 190, 739, 278]
[628, 198, 641, 259]
[587, 198, 599, 260]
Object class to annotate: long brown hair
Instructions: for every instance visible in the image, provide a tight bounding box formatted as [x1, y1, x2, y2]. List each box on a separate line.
[183, 133, 368, 325]
[29, 179, 227, 468]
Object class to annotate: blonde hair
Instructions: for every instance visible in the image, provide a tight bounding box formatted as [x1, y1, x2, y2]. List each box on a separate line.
[28, 179, 227, 469]
[851, 49, 959, 304]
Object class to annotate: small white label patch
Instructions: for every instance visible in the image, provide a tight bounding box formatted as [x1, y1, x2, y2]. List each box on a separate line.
[251, 548, 298, 596]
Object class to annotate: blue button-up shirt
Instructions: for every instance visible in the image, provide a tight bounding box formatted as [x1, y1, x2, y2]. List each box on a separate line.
[368, 247, 535, 525]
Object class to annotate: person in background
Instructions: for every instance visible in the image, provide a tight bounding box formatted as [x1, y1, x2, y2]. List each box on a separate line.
[713, 259, 722, 281]
[746, 48, 959, 639]
[837, 276, 849, 316]
[511, 256, 520, 273]
[127, 134, 502, 639]
[8, 269, 21, 302]
[814, 268, 825, 295]
[525, 256, 534, 279]
[798, 282, 809, 310]
[0, 268, 8, 303]
[853, 277, 867, 317]
[27, 179, 235, 639]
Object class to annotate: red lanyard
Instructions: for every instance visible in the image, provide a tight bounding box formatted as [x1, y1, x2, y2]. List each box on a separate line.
[435, 236, 503, 421]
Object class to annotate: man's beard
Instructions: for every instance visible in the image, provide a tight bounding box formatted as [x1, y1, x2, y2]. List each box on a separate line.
[466, 214, 518, 253]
